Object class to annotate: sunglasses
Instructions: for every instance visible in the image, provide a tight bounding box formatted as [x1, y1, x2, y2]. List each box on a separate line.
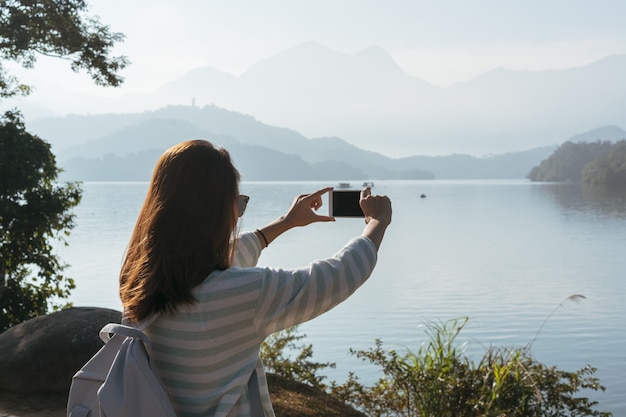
[237, 194, 250, 217]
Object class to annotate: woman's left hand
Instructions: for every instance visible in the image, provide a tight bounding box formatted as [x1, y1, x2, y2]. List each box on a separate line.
[283, 187, 335, 228]
[255, 188, 334, 248]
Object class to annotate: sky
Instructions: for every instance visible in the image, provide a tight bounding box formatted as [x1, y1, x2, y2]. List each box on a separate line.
[10, 0, 626, 98]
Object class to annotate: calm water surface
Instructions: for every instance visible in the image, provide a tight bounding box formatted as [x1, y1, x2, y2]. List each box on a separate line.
[57, 181, 626, 415]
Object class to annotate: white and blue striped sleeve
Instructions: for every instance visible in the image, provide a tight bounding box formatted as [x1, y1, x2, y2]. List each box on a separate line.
[253, 236, 377, 337]
[232, 232, 263, 268]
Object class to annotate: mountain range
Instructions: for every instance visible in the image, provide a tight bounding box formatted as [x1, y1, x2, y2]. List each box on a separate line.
[7, 42, 626, 158]
[26, 104, 624, 182]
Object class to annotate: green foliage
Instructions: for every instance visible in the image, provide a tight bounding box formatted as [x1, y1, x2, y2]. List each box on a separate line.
[528, 139, 626, 184]
[261, 326, 336, 390]
[0, 0, 128, 98]
[0, 111, 82, 331]
[583, 140, 626, 185]
[330, 317, 611, 417]
[528, 140, 613, 182]
[0, 0, 125, 330]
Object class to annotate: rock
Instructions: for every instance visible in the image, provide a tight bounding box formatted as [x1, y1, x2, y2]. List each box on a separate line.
[268, 373, 367, 417]
[0, 307, 121, 395]
[0, 391, 67, 417]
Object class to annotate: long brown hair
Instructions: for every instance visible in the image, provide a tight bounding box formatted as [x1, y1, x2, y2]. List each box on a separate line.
[120, 140, 240, 322]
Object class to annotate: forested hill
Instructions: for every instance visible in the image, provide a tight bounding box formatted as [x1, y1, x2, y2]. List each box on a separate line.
[528, 140, 626, 184]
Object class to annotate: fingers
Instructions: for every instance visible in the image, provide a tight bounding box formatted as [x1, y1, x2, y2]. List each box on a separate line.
[302, 187, 332, 212]
[312, 213, 335, 222]
[307, 189, 334, 221]
[305, 187, 333, 202]
[359, 187, 392, 225]
[286, 188, 335, 226]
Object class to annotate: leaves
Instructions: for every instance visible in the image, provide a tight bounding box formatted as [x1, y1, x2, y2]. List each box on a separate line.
[261, 326, 335, 390]
[0, 0, 124, 330]
[0, 111, 82, 331]
[261, 312, 611, 416]
[334, 318, 611, 417]
[0, 0, 128, 99]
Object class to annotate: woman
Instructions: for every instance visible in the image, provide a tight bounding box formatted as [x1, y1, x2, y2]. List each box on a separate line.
[119, 140, 392, 417]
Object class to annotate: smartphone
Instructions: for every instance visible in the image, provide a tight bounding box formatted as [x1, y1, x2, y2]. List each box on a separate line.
[329, 189, 364, 217]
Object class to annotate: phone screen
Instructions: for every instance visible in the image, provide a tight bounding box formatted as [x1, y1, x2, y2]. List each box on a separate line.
[330, 190, 364, 217]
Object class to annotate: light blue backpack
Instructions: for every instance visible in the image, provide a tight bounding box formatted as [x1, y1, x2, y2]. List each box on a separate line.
[66, 318, 177, 417]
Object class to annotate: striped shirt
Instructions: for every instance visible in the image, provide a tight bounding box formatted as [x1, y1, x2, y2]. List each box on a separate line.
[146, 231, 377, 417]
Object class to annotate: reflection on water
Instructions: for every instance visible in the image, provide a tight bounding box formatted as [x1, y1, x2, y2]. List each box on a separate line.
[539, 183, 626, 219]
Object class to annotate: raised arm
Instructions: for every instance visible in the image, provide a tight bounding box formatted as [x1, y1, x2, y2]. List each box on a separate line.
[359, 186, 392, 251]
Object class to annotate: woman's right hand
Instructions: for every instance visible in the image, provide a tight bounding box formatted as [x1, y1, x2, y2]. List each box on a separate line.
[359, 187, 392, 251]
[360, 187, 392, 225]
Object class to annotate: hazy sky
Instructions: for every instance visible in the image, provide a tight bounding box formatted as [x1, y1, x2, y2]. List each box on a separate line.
[12, 0, 626, 97]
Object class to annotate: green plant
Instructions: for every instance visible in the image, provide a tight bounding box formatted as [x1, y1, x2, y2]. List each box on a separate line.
[331, 314, 611, 417]
[261, 325, 335, 390]
[331, 318, 478, 417]
[527, 294, 586, 351]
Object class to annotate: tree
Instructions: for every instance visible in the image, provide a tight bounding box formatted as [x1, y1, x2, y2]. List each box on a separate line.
[1, 0, 129, 99]
[0, 111, 81, 330]
[0, 0, 127, 330]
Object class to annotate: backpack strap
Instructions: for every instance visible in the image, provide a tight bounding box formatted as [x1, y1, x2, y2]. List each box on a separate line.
[101, 313, 160, 352]
[100, 323, 153, 354]
[248, 369, 264, 417]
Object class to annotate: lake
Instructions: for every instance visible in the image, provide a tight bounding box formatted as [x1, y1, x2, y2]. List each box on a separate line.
[56, 180, 626, 415]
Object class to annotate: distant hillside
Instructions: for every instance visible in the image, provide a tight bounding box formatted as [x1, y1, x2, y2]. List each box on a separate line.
[395, 146, 556, 180]
[528, 140, 626, 184]
[59, 143, 370, 182]
[49, 106, 432, 182]
[29, 104, 583, 182]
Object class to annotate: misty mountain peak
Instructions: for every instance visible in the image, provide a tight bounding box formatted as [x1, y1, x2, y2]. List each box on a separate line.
[244, 41, 348, 75]
[354, 45, 406, 73]
[244, 42, 414, 78]
[569, 125, 626, 143]
[282, 41, 346, 60]
[157, 66, 236, 93]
